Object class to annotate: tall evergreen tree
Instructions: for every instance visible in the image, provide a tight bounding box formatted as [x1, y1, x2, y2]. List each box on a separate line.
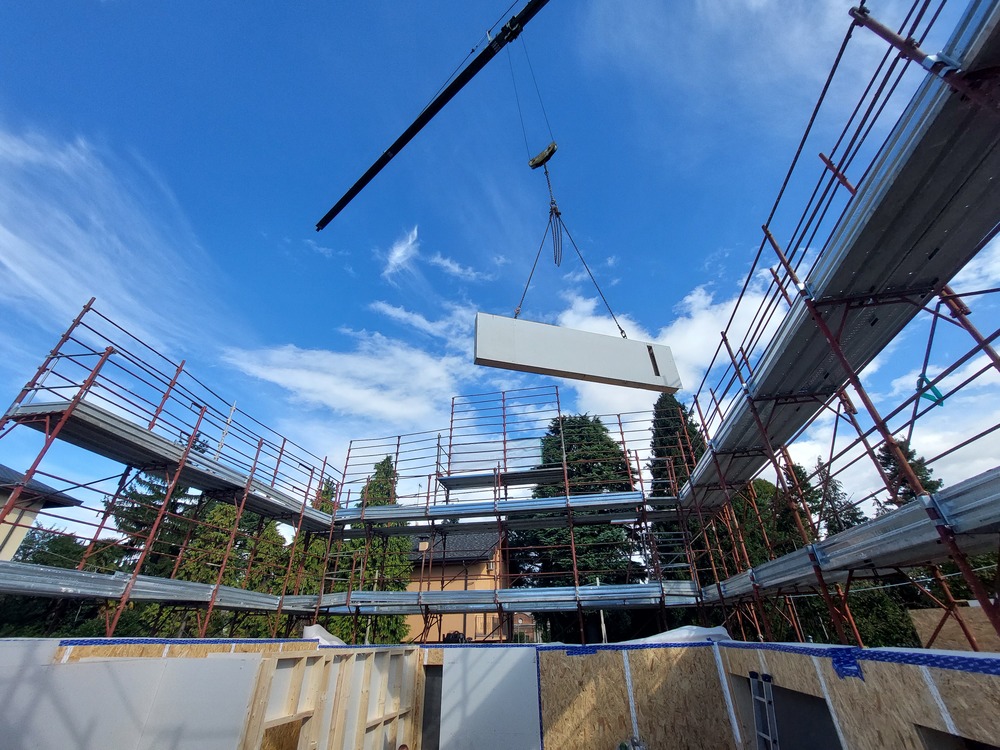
[326, 457, 412, 643]
[810, 460, 867, 537]
[877, 439, 943, 507]
[111, 474, 201, 578]
[648, 393, 707, 496]
[509, 415, 644, 642]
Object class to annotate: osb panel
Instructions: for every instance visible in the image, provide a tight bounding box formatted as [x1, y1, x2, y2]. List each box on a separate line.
[279, 641, 319, 653]
[629, 647, 734, 750]
[55, 640, 305, 662]
[423, 648, 443, 666]
[165, 643, 231, 658]
[539, 649, 631, 748]
[261, 720, 302, 750]
[818, 657, 944, 750]
[719, 646, 763, 680]
[234, 642, 284, 654]
[927, 666, 1000, 744]
[909, 608, 1000, 652]
[59, 644, 166, 661]
[757, 650, 823, 697]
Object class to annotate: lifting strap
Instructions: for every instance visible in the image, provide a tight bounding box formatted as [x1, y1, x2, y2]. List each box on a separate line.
[513, 161, 628, 339]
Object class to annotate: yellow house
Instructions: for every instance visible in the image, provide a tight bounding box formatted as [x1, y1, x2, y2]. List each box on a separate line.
[405, 532, 509, 643]
[0, 464, 82, 561]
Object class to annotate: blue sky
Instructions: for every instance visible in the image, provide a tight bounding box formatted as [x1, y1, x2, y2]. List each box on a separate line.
[2, 1, 997, 501]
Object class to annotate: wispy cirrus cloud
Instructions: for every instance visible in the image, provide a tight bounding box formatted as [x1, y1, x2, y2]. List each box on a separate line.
[378, 225, 493, 286]
[0, 126, 227, 376]
[427, 252, 492, 282]
[369, 300, 477, 351]
[380, 225, 420, 282]
[223, 332, 480, 431]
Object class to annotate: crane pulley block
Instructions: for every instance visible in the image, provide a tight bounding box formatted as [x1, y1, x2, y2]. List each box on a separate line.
[528, 141, 558, 170]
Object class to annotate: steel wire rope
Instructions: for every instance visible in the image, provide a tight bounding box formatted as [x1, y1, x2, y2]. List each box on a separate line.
[707, 0, 937, 423]
[781, 0, 935, 287]
[520, 34, 555, 144]
[692, 14, 863, 401]
[778, 0, 930, 278]
[503, 25, 628, 337]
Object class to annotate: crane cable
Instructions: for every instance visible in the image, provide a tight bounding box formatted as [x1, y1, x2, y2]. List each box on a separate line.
[508, 38, 628, 338]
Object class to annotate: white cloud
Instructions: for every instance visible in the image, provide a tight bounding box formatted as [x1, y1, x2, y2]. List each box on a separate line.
[303, 237, 347, 259]
[580, 1, 925, 116]
[369, 300, 477, 351]
[380, 226, 420, 282]
[377, 226, 493, 285]
[426, 252, 492, 282]
[547, 284, 772, 417]
[0, 127, 225, 360]
[223, 333, 478, 432]
[952, 234, 1000, 290]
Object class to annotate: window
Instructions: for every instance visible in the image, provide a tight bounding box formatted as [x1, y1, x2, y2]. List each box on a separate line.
[917, 725, 1000, 750]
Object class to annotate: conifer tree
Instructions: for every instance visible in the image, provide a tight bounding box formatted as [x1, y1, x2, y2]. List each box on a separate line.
[509, 415, 643, 642]
[648, 393, 706, 496]
[877, 439, 943, 507]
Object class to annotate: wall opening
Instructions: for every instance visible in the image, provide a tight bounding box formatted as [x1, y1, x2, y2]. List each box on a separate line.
[917, 725, 1000, 750]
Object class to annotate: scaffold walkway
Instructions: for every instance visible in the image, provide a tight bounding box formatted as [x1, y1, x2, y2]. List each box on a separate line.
[683, 0, 1000, 510]
[708, 464, 1000, 602]
[0, 561, 699, 615]
[8, 399, 334, 533]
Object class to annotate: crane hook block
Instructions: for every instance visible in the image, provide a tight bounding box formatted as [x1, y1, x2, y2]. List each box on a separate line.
[528, 141, 558, 170]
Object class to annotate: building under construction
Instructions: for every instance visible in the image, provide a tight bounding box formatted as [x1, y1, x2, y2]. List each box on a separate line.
[3, 1, 1000, 748]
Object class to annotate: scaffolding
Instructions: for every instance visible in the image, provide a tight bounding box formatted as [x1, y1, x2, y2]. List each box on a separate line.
[2, 0, 1000, 649]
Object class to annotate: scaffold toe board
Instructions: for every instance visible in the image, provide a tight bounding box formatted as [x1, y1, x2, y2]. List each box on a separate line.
[0, 561, 319, 615]
[319, 580, 700, 615]
[474, 313, 682, 392]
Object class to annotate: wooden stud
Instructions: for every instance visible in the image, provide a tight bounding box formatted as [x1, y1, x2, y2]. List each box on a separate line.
[241, 657, 278, 750]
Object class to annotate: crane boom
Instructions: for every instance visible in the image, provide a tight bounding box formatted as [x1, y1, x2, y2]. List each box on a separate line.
[315, 0, 551, 231]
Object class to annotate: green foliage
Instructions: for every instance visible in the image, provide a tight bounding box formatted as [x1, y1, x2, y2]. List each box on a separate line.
[509, 415, 644, 642]
[111, 474, 202, 578]
[0, 527, 127, 637]
[321, 457, 412, 644]
[649, 392, 706, 496]
[877, 438, 943, 508]
[807, 460, 867, 537]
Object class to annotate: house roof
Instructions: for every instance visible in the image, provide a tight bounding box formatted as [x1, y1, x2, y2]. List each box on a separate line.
[0, 465, 83, 508]
[409, 532, 499, 564]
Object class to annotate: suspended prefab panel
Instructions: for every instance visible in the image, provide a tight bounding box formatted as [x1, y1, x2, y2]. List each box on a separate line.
[474, 313, 682, 392]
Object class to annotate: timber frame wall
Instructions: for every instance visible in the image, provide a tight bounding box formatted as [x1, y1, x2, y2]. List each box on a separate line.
[3, 637, 1000, 749]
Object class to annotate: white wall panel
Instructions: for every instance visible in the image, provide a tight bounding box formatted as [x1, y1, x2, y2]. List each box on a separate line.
[475, 313, 682, 392]
[440, 646, 542, 750]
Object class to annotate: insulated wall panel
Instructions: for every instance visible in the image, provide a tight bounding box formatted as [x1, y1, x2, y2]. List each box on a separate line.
[475, 313, 682, 392]
[440, 646, 542, 750]
[0, 656, 258, 750]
